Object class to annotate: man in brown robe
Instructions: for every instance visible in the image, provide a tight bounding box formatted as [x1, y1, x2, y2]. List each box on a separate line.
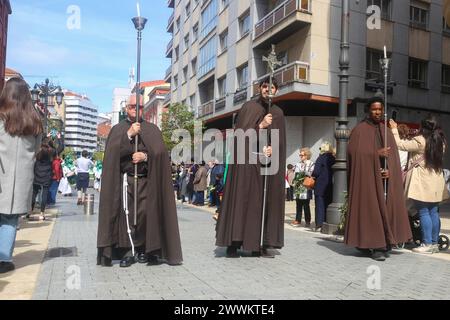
[344, 97, 412, 261]
[97, 96, 183, 268]
[216, 77, 286, 258]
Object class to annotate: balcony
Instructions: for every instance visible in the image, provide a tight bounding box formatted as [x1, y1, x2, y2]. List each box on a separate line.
[252, 61, 310, 96]
[215, 97, 226, 112]
[166, 39, 173, 58]
[198, 100, 214, 118]
[253, 0, 312, 49]
[164, 66, 172, 82]
[167, 12, 174, 33]
[168, 0, 174, 8]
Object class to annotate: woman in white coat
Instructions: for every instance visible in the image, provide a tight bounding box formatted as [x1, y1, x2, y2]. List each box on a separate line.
[391, 117, 448, 254]
[0, 78, 42, 273]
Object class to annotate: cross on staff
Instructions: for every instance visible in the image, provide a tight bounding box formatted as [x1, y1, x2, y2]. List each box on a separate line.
[259, 44, 282, 252]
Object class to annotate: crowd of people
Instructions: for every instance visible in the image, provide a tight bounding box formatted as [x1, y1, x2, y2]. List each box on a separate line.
[1, 76, 450, 274]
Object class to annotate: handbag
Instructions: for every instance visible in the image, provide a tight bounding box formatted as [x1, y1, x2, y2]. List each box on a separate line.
[303, 176, 315, 189]
[402, 155, 424, 185]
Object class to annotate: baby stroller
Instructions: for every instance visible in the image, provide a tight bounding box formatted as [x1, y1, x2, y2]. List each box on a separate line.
[409, 214, 449, 252]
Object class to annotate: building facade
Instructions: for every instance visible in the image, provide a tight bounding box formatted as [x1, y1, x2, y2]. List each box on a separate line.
[143, 84, 171, 129]
[166, 0, 450, 166]
[64, 91, 98, 155]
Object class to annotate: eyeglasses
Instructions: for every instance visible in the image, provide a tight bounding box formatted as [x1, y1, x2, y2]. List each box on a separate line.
[299, 154, 306, 157]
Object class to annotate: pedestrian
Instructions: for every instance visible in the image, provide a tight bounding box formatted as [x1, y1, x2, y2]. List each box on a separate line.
[397, 124, 410, 172]
[97, 95, 182, 268]
[291, 147, 315, 227]
[31, 142, 54, 220]
[0, 77, 43, 273]
[75, 150, 94, 205]
[93, 160, 103, 192]
[216, 76, 287, 258]
[179, 166, 189, 203]
[391, 117, 449, 254]
[47, 153, 63, 206]
[344, 97, 412, 261]
[286, 164, 295, 201]
[58, 155, 74, 196]
[311, 142, 336, 232]
[193, 161, 208, 206]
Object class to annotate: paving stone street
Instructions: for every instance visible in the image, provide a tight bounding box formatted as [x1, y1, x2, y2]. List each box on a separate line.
[4, 192, 443, 301]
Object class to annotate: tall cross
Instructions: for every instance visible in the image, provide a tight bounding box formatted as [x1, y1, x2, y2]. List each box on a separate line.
[262, 44, 282, 77]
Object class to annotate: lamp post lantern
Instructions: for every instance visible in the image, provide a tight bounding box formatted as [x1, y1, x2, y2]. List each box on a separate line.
[31, 78, 64, 135]
[323, 0, 351, 234]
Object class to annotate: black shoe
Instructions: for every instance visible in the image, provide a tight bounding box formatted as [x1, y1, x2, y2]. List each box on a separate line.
[260, 248, 275, 259]
[147, 255, 159, 265]
[120, 256, 136, 268]
[0, 262, 15, 274]
[137, 253, 148, 264]
[371, 250, 386, 262]
[226, 246, 239, 258]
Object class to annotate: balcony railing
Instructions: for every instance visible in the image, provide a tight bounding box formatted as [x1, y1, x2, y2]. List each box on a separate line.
[215, 97, 226, 112]
[165, 66, 172, 80]
[166, 39, 173, 57]
[252, 61, 310, 96]
[198, 100, 214, 118]
[254, 0, 311, 39]
[167, 12, 174, 32]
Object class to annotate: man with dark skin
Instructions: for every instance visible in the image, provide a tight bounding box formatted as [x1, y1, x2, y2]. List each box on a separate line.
[344, 97, 412, 261]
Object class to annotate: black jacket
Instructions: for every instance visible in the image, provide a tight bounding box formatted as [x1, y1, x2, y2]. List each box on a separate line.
[34, 159, 53, 187]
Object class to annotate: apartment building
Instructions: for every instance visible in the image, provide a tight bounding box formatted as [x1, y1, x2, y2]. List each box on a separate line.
[166, 0, 450, 165]
[64, 91, 98, 155]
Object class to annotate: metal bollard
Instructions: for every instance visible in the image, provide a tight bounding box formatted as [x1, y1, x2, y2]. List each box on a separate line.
[84, 194, 95, 215]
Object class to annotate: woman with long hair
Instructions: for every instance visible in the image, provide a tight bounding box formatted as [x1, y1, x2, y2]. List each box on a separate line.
[0, 78, 42, 273]
[391, 117, 449, 254]
[31, 142, 54, 220]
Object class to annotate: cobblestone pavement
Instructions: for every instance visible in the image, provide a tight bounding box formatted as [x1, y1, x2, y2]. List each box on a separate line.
[32, 194, 450, 300]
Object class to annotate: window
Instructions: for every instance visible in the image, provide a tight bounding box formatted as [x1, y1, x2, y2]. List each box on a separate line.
[192, 23, 199, 42]
[190, 94, 196, 109]
[408, 58, 428, 89]
[185, 2, 191, 20]
[173, 75, 179, 88]
[183, 66, 188, 83]
[191, 58, 197, 77]
[217, 76, 227, 98]
[219, 30, 228, 53]
[198, 37, 217, 78]
[237, 64, 249, 91]
[443, 17, 450, 35]
[176, 17, 181, 33]
[220, 0, 229, 12]
[367, 0, 391, 20]
[366, 48, 383, 80]
[174, 46, 180, 61]
[276, 51, 288, 70]
[201, 0, 218, 39]
[410, 5, 428, 29]
[239, 12, 250, 38]
[442, 65, 450, 93]
[184, 35, 190, 51]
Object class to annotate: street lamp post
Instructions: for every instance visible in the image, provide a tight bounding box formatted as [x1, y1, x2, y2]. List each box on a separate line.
[30, 78, 64, 135]
[322, 0, 351, 234]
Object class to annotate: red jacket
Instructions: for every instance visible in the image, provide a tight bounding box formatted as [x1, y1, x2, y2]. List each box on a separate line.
[52, 158, 63, 181]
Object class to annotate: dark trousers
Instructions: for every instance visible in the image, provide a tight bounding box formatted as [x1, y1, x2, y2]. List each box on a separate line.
[47, 180, 60, 205]
[195, 191, 205, 205]
[286, 186, 294, 201]
[32, 184, 49, 213]
[295, 199, 311, 223]
[315, 196, 330, 228]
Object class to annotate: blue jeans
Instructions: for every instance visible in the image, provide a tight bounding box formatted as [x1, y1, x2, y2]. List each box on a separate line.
[47, 180, 60, 205]
[415, 201, 440, 245]
[0, 214, 20, 262]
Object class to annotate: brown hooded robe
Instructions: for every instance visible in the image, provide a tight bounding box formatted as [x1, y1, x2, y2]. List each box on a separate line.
[97, 120, 183, 265]
[344, 119, 412, 249]
[216, 99, 286, 252]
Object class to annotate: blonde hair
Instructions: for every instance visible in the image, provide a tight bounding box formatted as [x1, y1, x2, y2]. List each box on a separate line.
[300, 147, 312, 160]
[319, 142, 333, 154]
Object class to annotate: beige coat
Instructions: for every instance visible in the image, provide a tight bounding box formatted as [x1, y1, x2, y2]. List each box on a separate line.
[393, 129, 448, 203]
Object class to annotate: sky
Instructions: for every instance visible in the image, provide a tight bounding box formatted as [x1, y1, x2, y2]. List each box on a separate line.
[6, 0, 172, 113]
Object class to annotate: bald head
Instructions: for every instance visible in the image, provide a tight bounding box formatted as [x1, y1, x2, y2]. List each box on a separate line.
[127, 94, 144, 107]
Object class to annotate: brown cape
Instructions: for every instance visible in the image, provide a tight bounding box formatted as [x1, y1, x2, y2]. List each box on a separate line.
[97, 120, 183, 265]
[344, 119, 412, 249]
[216, 99, 286, 252]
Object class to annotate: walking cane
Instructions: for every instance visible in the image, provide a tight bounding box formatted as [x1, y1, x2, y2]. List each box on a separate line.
[380, 46, 391, 201]
[260, 45, 282, 251]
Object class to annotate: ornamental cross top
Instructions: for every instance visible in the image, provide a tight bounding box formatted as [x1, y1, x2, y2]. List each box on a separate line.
[262, 45, 282, 75]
